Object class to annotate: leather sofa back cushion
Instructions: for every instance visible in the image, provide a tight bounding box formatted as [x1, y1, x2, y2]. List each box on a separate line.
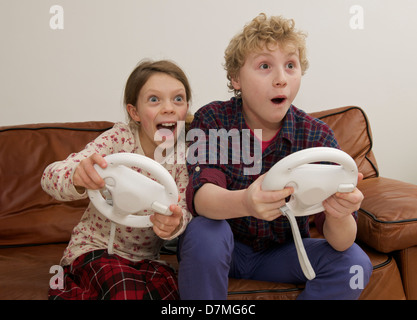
[0, 122, 113, 246]
[310, 106, 379, 179]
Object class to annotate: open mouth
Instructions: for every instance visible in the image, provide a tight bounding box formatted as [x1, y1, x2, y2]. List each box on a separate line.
[156, 122, 177, 132]
[271, 96, 287, 105]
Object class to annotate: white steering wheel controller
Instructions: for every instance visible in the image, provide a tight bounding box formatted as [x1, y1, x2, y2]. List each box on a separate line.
[261, 147, 358, 280]
[87, 153, 178, 228]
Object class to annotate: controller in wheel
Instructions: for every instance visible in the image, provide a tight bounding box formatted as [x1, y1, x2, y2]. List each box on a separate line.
[87, 153, 178, 228]
[262, 147, 358, 216]
[261, 147, 358, 280]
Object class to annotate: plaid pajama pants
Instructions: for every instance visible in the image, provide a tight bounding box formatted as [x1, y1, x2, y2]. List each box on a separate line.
[49, 249, 179, 300]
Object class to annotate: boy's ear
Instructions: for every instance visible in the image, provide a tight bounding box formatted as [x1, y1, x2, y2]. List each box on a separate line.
[231, 76, 241, 91]
[127, 104, 141, 122]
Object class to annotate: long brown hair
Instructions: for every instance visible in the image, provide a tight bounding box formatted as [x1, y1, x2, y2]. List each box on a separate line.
[124, 59, 192, 123]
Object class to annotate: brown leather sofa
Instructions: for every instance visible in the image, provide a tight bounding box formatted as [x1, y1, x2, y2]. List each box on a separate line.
[1, 106, 416, 300]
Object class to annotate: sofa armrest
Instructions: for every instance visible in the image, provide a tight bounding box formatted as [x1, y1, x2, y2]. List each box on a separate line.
[357, 177, 417, 253]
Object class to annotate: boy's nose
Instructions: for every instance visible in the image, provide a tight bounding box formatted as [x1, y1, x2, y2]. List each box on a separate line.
[273, 69, 287, 87]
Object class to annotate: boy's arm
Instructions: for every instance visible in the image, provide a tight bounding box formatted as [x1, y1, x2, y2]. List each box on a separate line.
[194, 183, 247, 219]
[194, 176, 293, 221]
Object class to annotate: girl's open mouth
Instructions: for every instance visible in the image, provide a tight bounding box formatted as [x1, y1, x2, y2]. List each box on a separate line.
[156, 122, 177, 132]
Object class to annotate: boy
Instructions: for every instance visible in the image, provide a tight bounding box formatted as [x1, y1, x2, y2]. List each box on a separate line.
[178, 13, 372, 299]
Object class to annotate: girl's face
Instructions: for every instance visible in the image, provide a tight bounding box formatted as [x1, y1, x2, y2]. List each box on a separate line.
[127, 73, 189, 159]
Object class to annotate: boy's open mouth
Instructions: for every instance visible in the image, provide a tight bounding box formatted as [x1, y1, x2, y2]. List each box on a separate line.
[271, 97, 287, 105]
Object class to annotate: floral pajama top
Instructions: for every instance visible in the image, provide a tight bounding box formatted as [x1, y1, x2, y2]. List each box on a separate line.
[41, 121, 191, 266]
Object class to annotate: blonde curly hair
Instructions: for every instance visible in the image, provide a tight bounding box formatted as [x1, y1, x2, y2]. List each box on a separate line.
[224, 13, 309, 97]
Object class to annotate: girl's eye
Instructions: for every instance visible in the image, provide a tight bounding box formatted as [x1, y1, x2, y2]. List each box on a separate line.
[259, 63, 270, 70]
[174, 95, 185, 103]
[149, 96, 159, 103]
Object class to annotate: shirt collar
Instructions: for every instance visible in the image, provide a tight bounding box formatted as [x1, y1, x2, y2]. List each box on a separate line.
[232, 97, 296, 145]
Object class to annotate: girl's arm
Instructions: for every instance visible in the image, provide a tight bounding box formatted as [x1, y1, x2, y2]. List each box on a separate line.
[41, 123, 136, 201]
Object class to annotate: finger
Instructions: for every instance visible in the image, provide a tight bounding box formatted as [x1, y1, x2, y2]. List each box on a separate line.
[91, 153, 108, 169]
[260, 187, 294, 204]
[324, 193, 359, 217]
[151, 215, 179, 238]
[84, 163, 106, 188]
[152, 207, 182, 228]
[335, 188, 364, 206]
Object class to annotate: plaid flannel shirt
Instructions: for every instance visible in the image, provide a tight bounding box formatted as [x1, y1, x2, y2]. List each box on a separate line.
[186, 97, 349, 251]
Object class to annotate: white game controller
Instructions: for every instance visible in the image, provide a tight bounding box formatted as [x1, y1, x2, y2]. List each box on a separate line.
[262, 147, 358, 280]
[87, 153, 178, 228]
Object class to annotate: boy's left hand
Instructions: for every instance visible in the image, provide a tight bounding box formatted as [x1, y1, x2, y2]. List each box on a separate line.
[323, 173, 364, 219]
[150, 204, 183, 239]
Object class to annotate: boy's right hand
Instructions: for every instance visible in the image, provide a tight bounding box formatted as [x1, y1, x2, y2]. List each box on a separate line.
[243, 173, 294, 221]
[73, 153, 107, 191]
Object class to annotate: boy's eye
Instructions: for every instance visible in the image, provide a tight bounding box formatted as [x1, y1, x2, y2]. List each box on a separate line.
[149, 96, 159, 103]
[286, 62, 295, 69]
[259, 63, 270, 70]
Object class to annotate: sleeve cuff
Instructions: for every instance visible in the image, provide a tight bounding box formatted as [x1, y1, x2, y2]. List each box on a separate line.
[186, 167, 227, 216]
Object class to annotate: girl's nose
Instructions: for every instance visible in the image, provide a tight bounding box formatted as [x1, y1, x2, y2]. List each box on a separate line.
[161, 101, 175, 113]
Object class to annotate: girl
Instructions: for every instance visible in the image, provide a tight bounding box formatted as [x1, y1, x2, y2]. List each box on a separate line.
[42, 60, 192, 300]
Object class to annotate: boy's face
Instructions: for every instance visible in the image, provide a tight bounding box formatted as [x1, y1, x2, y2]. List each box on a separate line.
[231, 43, 302, 138]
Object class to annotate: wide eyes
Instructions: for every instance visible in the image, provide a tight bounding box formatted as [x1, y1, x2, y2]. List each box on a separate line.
[258, 62, 296, 70]
[149, 96, 159, 103]
[259, 63, 270, 70]
[174, 95, 185, 103]
[147, 95, 185, 104]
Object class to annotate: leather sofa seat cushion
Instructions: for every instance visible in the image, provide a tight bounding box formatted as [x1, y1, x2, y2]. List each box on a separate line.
[0, 243, 404, 300]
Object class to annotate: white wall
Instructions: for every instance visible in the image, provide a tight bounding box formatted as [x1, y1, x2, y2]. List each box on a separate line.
[1, 0, 416, 185]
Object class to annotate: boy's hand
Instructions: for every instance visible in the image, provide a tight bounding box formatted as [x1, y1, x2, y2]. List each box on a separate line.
[150, 204, 183, 239]
[322, 173, 364, 251]
[323, 173, 364, 219]
[243, 174, 294, 221]
[73, 153, 107, 191]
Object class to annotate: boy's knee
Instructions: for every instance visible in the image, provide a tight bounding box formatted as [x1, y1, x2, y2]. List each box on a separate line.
[344, 243, 373, 281]
[179, 216, 233, 262]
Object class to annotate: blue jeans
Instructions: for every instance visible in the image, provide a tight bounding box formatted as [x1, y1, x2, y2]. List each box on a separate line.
[178, 216, 372, 300]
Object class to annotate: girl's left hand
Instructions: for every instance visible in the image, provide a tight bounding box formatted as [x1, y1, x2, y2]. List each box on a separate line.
[150, 204, 183, 239]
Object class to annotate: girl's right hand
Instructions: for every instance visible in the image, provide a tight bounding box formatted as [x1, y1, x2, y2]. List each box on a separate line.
[73, 153, 107, 191]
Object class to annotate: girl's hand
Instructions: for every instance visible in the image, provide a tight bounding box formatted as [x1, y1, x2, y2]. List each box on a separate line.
[73, 153, 107, 191]
[150, 204, 183, 239]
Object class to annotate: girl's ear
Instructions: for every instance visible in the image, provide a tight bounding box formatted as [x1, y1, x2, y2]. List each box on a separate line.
[127, 104, 140, 122]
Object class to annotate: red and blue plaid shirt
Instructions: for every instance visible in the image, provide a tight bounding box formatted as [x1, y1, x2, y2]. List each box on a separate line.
[186, 97, 346, 251]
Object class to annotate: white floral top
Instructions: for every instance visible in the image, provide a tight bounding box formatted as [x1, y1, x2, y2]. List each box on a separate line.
[41, 121, 192, 266]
